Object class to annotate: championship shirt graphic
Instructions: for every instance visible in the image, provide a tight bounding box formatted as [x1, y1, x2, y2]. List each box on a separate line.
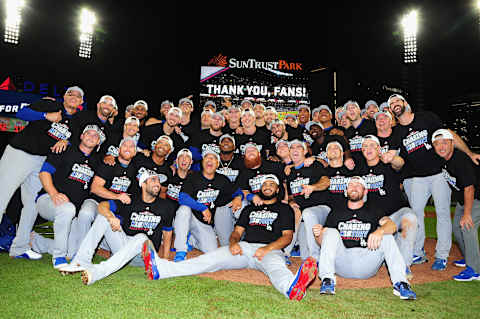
[69, 163, 95, 189]
[290, 177, 310, 196]
[349, 136, 363, 152]
[249, 174, 266, 193]
[363, 174, 386, 196]
[109, 176, 131, 193]
[403, 129, 431, 153]
[216, 167, 239, 182]
[442, 168, 459, 191]
[338, 219, 371, 247]
[302, 132, 314, 145]
[329, 176, 349, 193]
[249, 209, 278, 231]
[48, 122, 71, 141]
[316, 151, 328, 162]
[202, 143, 220, 155]
[380, 145, 390, 154]
[166, 183, 181, 201]
[128, 211, 161, 235]
[106, 145, 119, 157]
[196, 188, 220, 209]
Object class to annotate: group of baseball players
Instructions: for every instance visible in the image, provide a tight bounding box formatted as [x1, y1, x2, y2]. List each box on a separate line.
[1, 86, 479, 301]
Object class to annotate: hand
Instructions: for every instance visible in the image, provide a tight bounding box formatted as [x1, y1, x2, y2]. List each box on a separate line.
[103, 155, 116, 166]
[345, 158, 355, 170]
[228, 196, 243, 212]
[253, 247, 269, 261]
[141, 149, 151, 157]
[304, 156, 315, 167]
[235, 127, 244, 135]
[367, 229, 384, 250]
[312, 224, 323, 237]
[460, 214, 474, 231]
[380, 151, 396, 164]
[202, 208, 212, 224]
[229, 242, 242, 256]
[50, 140, 68, 154]
[117, 193, 131, 204]
[108, 216, 122, 232]
[329, 128, 344, 136]
[289, 200, 300, 210]
[301, 184, 314, 198]
[469, 153, 480, 165]
[284, 164, 292, 176]
[252, 195, 264, 206]
[170, 164, 177, 176]
[174, 126, 182, 135]
[45, 111, 62, 123]
[319, 159, 328, 168]
[50, 193, 69, 206]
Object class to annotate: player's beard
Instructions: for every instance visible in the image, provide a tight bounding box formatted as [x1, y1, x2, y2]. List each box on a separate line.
[146, 186, 160, 198]
[258, 191, 278, 201]
[347, 192, 364, 202]
[244, 155, 261, 169]
[220, 149, 234, 155]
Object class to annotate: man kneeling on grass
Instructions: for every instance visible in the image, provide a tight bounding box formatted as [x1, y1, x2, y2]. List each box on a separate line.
[312, 176, 417, 300]
[59, 170, 176, 285]
[142, 174, 318, 301]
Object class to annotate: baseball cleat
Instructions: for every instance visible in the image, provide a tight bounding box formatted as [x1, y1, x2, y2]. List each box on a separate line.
[453, 258, 466, 268]
[393, 282, 416, 300]
[53, 257, 68, 269]
[142, 240, 159, 280]
[58, 263, 86, 275]
[13, 249, 42, 260]
[431, 258, 447, 271]
[320, 277, 336, 295]
[411, 254, 428, 265]
[287, 257, 318, 301]
[81, 270, 92, 285]
[174, 251, 187, 262]
[453, 266, 480, 282]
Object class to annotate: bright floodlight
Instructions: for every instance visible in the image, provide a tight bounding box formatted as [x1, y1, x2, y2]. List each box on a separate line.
[477, 0, 480, 10]
[401, 10, 418, 64]
[78, 8, 96, 59]
[4, 0, 25, 44]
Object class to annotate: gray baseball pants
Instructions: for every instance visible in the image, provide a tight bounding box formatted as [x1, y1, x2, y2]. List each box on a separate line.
[150, 241, 297, 298]
[389, 207, 417, 266]
[301, 205, 331, 260]
[403, 173, 452, 259]
[318, 228, 407, 284]
[173, 205, 218, 253]
[214, 200, 248, 246]
[1, 145, 46, 256]
[453, 200, 480, 273]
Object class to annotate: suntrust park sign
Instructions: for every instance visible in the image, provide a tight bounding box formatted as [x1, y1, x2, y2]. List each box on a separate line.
[208, 54, 303, 71]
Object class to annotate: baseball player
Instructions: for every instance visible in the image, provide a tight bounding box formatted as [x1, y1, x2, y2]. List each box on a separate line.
[389, 94, 480, 270]
[3, 87, 84, 259]
[313, 176, 417, 300]
[104, 116, 142, 160]
[190, 111, 225, 170]
[373, 111, 400, 156]
[215, 134, 244, 183]
[142, 174, 318, 301]
[222, 105, 242, 136]
[173, 150, 243, 261]
[165, 148, 193, 207]
[236, 109, 270, 156]
[311, 105, 336, 134]
[176, 97, 198, 144]
[59, 170, 176, 285]
[28, 125, 102, 268]
[69, 137, 138, 257]
[359, 135, 417, 277]
[364, 100, 379, 120]
[343, 100, 376, 164]
[285, 140, 330, 259]
[264, 106, 278, 129]
[432, 129, 480, 281]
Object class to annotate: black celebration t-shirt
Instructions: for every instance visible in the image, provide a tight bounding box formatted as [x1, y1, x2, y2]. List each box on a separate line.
[236, 202, 294, 244]
[441, 149, 480, 205]
[110, 196, 176, 250]
[344, 119, 376, 164]
[325, 204, 382, 248]
[10, 99, 75, 156]
[216, 154, 245, 183]
[286, 161, 328, 210]
[235, 161, 286, 194]
[90, 159, 137, 202]
[130, 154, 173, 195]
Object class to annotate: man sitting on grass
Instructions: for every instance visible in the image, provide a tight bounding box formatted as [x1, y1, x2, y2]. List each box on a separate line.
[142, 174, 318, 301]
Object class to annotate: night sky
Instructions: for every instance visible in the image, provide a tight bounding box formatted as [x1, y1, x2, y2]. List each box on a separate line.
[0, 0, 479, 120]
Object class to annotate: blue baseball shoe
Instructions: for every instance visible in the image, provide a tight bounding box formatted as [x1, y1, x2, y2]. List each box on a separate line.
[453, 266, 480, 282]
[287, 257, 318, 301]
[453, 258, 466, 268]
[53, 257, 68, 269]
[320, 277, 336, 295]
[174, 251, 187, 262]
[432, 258, 447, 271]
[142, 240, 159, 280]
[393, 282, 416, 300]
[14, 249, 42, 260]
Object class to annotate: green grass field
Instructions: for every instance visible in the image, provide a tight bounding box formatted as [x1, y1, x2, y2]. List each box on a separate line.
[1, 209, 479, 319]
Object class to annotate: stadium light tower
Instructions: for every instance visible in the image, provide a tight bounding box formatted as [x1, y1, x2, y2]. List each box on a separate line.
[401, 10, 418, 64]
[78, 8, 96, 59]
[4, 0, 25, 44]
